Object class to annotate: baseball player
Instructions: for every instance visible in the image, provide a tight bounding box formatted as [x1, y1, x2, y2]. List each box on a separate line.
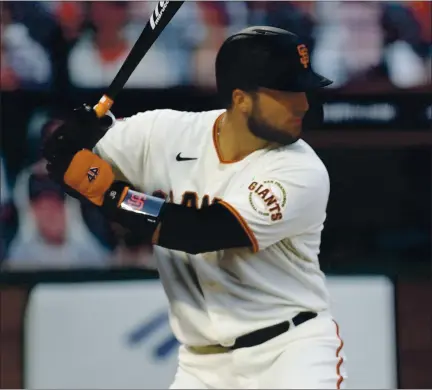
[43, 27, 347, 389]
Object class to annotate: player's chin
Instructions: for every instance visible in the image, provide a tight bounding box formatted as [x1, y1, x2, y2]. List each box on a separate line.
[286, 119, 302, 131]
[279, 124, 302, 141]
[266, 130, 301, 145]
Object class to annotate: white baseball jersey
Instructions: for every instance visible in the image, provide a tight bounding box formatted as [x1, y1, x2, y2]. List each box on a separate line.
[95, 109, 331, 347]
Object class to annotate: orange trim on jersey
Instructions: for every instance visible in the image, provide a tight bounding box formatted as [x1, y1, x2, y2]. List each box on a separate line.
[333, 320, 345, 389]
[212, 114, 245, 164]
[218, 200, 259, 253]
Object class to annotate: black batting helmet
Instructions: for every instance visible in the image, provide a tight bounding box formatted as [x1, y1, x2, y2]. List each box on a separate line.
[215, 26, 332, 106]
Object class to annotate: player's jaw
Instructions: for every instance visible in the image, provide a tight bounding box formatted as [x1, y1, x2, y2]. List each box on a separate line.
[247, 111, 300, 146]
[247, 94, 306, 146]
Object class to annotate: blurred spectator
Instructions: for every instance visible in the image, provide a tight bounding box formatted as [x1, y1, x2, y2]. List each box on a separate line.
[380, 2, 430, 88]
[190, 0, 249, 88]
[45, 2, 86, 93]
[2, 119, 112, 271]
[0, 156, 16, 262]
[0, 2, 52, 90]
[68, 1, 181, 89]
[224, 2, 248, 37]
[312, 1, 430, 91]
[254, 2, 316, 52]
[25, 109, 54, 167]
[190, 3, 230, 89]
[50, 2, 84, 43]
[404, 1, 432, 49]
[2, 161, 111, 270]
[2, 0, 429, 92]
[383, 2, 431, 56]
[312, 1, 384, 89]
[128, 1, 206, 86]
[245, 1, 268, 26]
[1, 156, 11, 210]
[5, 1, 58, 48]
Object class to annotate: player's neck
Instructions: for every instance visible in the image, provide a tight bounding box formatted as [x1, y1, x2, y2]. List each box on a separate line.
[217, 112, 273, 162]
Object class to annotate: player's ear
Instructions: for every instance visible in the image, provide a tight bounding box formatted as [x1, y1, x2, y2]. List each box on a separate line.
[232, 89, 252, 114]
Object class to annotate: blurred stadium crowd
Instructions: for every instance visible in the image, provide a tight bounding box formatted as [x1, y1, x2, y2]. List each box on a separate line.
[0, 1, 431, 271]
[1, 1, 431, 92]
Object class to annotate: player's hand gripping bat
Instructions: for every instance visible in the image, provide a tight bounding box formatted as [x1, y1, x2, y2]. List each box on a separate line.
[42, 1, 184, 173]
[93, 1, 185, 118]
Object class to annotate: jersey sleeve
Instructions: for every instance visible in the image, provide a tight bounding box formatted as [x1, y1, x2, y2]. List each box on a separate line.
[93, 110, 159, 189]
[219, 161, 330, 252]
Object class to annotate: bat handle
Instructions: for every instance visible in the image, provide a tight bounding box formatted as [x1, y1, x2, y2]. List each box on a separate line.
[93, 94, 114, 118]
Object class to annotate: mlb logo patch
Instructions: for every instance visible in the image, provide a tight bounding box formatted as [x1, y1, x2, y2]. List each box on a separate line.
[87, 167, 99, 182]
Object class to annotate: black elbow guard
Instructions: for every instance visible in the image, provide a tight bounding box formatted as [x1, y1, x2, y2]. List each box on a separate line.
[158, 202, 254, 254]
[102, 183, 255, 254]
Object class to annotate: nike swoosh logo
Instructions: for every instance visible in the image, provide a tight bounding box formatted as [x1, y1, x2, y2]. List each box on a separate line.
[176, 153, 198, 162]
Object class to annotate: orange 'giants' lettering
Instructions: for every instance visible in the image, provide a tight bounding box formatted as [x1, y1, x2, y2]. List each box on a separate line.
[271, 213, 283, 221]
[248, 182, 258, 191]
[264, 195, 277, 207]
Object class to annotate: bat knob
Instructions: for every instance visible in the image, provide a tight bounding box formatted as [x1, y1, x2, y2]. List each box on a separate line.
[94, 95, 114, 118]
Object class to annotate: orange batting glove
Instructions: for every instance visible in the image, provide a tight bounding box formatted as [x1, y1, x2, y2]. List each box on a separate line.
[62, 149, 115, 206]
[53, 149, 166, 244]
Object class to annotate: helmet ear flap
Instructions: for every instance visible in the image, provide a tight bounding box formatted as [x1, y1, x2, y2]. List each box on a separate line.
[302, 93, 324, 131]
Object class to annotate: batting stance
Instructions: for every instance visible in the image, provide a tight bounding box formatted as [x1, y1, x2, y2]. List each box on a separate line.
[43, 27, 347, 389]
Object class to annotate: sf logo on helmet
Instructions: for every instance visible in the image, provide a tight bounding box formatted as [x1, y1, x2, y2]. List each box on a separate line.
[297, 44, 309, 69]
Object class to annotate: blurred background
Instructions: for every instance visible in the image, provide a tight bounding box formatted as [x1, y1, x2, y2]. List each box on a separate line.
[0, 1, 431, 389]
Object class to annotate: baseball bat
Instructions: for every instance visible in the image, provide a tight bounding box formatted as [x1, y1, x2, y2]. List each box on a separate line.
[93, 1, 185, 118]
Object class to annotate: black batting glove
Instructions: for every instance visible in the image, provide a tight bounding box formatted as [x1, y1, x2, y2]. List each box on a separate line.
[42, 104, 113, 165]
[42, 104, 114, 201]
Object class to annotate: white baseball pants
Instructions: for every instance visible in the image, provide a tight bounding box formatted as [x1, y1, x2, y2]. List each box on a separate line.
[170, 314, 347, 389]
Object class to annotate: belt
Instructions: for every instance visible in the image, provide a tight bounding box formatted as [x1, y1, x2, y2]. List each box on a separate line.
[187, 311, 317, 355]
